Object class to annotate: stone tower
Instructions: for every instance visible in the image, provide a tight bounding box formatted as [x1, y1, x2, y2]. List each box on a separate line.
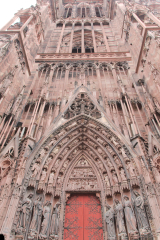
[0, 0, 160, 239]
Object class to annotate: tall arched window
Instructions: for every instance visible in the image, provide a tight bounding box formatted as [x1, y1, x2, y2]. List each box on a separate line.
[77, 6, 90, 18]
[52, 66, 66, 82]
[64, 7, 72, 18]
[95, 6, 103, 17]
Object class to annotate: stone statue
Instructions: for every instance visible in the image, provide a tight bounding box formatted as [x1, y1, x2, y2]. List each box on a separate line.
[40, 168, 47, 182]
[29, 197, 43, 235]
[48, 170, 55, 185]
[112, 170, 118, 184]
[105, 205, 116, 239]
[39, 201, 51, 238]
[31, 161, 40, 178]
[104, 174, 110, 187]
[123, 196, 138, 235]
[120, 168, 127, 181]
[114, 199, 127, 236]
[18, 194, 33, 229]
[133, 191, 150, 234]
[50, 202, 60, 237]
[126, 161, 135, 177]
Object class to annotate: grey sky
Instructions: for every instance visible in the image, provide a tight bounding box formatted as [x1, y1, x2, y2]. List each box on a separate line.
[0, 0, 36, 29]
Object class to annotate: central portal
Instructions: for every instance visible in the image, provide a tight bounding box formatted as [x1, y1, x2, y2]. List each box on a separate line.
[64, 194, 103, 240]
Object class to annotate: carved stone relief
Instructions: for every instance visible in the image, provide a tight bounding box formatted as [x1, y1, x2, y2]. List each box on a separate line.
[63, 92, 102, 119]
[67, 157, 99, 190]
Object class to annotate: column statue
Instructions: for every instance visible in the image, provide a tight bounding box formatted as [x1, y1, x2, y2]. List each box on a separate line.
[114, 199, 127, 237]
[18, 194, 33, 229]
[123, 196, 138, 236]
[29, 197, 43, 237]
[39, 201, 51, 238]
[133, 191, 150, 234]
[105, 205, 116, 239]
[50, 202, 60, 238]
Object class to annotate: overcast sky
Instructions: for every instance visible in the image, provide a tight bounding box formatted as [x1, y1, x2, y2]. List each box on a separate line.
[0, 0, 37, 29]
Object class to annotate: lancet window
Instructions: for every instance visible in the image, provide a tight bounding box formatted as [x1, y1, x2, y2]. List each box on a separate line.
[84, 29, 94, 53]
[77, 7, 90, 18]
[68, 63, 97, 80]
[95, 6, 103, 17]
[64, 7, 72, 18]
[52, 66, 66, 81]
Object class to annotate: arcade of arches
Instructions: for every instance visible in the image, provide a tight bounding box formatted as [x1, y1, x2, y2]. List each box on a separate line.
[1, 0, 160, 239]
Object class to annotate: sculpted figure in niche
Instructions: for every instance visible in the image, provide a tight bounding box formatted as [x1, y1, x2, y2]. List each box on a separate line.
[133, 191, 150, 234]
[56, 177, 62, 188]
[54, 159, 60, 170]
[40, 168, 47, 182]
[105, 205, 116, 239]
[31, 161, 40, 178]
[45, 155, 53, 165]
[107, 160, 114, 170]
[123, 196, 138, 235]
[112, 170, 118, 185]
[48, 137, 57, 147]
[39, 148, 46, 159]
[39, 201, 51, 238]
[29, 197, 43, 236]
[62, 159, 70, 170]
[113, 155, 120, 166]
[114, 199, 127, 236]
[120, 168, 127, 181]
[97, 159, 104, 172]
[50, 202, 60, 237]
[120, 148, 127, 158]
[126, 161, 135, 177]
[48, 169, 55, 185]
[18, 194, 33, 229]
[104, 174, 110, 187]
[52, 146, 60, 156]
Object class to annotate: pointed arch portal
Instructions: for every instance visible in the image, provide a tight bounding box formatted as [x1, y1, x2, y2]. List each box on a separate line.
[10, 89, 154, 240]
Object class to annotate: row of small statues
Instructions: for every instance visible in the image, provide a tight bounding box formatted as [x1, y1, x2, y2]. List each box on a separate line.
[17, 195, 60, 239]
[105, 191, 150, 239]
[16, 190, 150, 239]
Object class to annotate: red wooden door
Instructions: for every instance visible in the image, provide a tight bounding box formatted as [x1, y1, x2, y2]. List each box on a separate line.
[64, 194, 103, 240]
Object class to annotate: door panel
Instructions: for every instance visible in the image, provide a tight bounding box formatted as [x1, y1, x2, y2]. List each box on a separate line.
[83, 195, 103, 240]
[64, 194, 103, 240]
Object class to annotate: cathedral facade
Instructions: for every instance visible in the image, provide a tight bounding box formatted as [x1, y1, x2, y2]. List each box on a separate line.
[1, 0, 160, 239]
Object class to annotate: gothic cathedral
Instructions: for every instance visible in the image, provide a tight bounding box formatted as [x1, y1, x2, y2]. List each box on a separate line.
[1, 0, 160, 239]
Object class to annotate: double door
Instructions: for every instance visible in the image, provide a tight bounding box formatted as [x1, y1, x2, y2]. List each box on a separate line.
[64, 194, 103, 240]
